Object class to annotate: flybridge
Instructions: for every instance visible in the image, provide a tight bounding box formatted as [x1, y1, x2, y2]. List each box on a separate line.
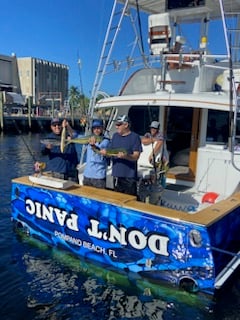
[117, 0, 240, 20]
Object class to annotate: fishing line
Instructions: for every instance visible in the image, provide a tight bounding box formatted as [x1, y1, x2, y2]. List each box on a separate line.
[12, 119, 38, 162]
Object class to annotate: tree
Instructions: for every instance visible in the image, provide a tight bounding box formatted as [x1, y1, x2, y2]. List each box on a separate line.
[69, 86, 80, 111]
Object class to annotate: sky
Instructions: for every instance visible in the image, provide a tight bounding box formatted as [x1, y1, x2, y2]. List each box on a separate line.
[0, 0, 226, 98]
[0, 0, 113, 97]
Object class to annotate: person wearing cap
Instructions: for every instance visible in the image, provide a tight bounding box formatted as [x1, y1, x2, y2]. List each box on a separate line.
[141, 121, 164, 165]
[101, 114, 142, 196]
[83, 119, 110, 189]
[40, 118, 78, 181]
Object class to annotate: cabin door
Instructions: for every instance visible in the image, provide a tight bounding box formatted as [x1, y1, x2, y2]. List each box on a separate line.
[165, 107, 201, 181]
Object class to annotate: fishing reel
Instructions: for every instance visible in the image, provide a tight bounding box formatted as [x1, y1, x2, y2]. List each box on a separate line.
[34, 161, 46, 174]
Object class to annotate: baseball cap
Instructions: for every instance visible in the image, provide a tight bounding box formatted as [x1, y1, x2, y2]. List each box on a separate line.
[115, 114, 129, 125]
[51, 118, 61, 125]
[92, 119, 103, 128]
[150, 121, 160, 129]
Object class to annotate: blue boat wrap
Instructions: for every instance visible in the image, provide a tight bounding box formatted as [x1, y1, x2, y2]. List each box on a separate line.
[11, 181, 239, 294]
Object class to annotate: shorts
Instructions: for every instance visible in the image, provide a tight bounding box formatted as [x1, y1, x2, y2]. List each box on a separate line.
[83, 176, 106, 189]
[113, 177, 137, 196]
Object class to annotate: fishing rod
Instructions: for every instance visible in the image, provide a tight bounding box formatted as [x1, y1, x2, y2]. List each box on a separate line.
[13, 120, 37, 162]
[151, 139, 158, 182]
[147, 105, 158, 182]
[12, 120, 45, 172]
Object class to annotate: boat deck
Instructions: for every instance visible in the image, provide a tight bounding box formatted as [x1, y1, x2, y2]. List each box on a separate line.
[12, 176, 240, 227]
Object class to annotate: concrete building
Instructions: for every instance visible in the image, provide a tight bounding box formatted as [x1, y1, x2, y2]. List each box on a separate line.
[0, 53, 24, 104]
[17, 57, 69, 108]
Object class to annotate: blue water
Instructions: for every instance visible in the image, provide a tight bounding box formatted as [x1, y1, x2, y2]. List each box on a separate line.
[0, 133, 239, 320]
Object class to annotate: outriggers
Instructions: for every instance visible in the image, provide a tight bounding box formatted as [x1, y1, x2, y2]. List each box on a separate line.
[11, 0, 240, 295]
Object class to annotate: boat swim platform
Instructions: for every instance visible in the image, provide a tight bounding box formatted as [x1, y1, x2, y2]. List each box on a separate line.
[12, 176, 240, 228]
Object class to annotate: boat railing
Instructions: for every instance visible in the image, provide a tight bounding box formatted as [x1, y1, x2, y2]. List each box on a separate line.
[219, 0, 240, 170]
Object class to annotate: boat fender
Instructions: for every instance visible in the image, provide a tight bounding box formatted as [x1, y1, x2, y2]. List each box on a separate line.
[201, 192, 219, 204]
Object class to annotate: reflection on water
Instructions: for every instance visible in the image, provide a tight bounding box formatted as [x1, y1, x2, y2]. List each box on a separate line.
[0, 133, 240, 320]
[16, 235, 213, 320]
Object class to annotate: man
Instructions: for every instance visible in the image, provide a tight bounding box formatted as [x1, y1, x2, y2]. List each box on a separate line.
[41, 118, 78, 181]
[102, 115, 142, 196]
[141, 121, 164, 165]
[83, 119, 110, 188]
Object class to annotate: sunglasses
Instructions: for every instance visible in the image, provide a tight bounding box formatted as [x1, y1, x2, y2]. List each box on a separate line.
[116, 122, 124, 127]
[52, 123, 61, 127]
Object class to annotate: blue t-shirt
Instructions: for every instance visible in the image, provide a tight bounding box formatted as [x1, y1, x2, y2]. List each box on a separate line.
[84, 137, 110, 179]
[41, 132, 78, 176]
[110, 131, 142, 178]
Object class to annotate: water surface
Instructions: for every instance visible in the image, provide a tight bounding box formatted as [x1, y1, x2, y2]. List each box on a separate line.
[0, 133, 239, 319]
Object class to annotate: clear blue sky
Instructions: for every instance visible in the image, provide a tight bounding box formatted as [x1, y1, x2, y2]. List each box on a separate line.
[0, 0, 113, 97]
[0, 0, 226, 98]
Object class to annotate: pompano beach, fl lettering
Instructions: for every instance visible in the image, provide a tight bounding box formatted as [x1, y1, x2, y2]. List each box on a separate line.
[25, 198, 170, 256]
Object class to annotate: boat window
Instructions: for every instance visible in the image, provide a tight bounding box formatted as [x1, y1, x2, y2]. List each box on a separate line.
[206, 110, 229, 143]
[128, 106, 159, 136]
[166, 107, 193, 159]
[167, 0, 205, 10]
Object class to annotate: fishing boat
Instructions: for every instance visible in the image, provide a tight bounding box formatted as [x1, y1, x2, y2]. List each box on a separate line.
[11, 0, 240, 295]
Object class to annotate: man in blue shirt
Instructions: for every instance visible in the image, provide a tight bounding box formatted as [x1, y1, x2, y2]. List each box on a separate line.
[83, 119, 110, 189]
[41, 118, 78, 181]
[102, 115, 142, 196]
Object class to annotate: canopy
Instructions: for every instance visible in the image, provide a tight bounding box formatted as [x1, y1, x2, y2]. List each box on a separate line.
[118, 0, 240, 21]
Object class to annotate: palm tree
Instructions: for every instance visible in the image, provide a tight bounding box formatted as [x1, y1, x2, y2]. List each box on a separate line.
[69, 86, 80, 110]
[68, 86, 80, 123]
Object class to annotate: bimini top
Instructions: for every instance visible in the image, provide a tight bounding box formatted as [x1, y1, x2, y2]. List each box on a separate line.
[118, 0, 240, 22]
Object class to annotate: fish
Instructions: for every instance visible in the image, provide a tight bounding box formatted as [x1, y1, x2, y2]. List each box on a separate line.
[61, 135, 103, 153]
[40, 139, 61, 146]
[60, 126, 66, 153]
[67, 135, 103, 145]
[91, 145, 127, 156]
[41, 135, 103, 153]
[105, 148, 127, 156]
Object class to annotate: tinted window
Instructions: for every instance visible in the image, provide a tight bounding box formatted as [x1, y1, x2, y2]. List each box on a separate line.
[206, 110, 229, 143]
[167, 0, 205, 10]
[128, 106, 159, 136]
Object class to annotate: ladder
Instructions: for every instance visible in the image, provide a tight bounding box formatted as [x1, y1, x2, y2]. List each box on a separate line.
[80, 0, 146, 165]
[87, 0, 147, 121]
[219, 0, 240, 169]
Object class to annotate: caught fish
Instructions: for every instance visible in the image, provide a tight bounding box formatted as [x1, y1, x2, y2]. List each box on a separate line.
[61, 135, 103, 153]
[60, 126, 66, 153]
[40, 139, 61, 146]
[92, 145, 127, 156]
[69, 135, 103, 145]
[41, 134, 103, 153]
[105, 148, 127, 156]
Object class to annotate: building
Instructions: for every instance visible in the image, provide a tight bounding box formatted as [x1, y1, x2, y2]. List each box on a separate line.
[0, 53, 24, 104]
[17, 57, 69, 108]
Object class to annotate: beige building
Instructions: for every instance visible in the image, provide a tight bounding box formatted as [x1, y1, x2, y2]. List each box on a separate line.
[17, 57, 69, 108]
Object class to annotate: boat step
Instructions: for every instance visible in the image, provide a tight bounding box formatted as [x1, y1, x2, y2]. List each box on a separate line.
[215, 250, 240, 289]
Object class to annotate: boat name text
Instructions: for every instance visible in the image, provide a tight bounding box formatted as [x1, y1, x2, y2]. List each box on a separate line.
[25, 198, 169, 256]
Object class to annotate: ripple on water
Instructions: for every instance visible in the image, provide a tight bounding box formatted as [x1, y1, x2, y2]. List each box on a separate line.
[0, 134, 239, 320]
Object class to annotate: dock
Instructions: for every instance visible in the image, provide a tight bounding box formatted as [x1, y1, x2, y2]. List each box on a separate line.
[0, 115, 83, 133]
